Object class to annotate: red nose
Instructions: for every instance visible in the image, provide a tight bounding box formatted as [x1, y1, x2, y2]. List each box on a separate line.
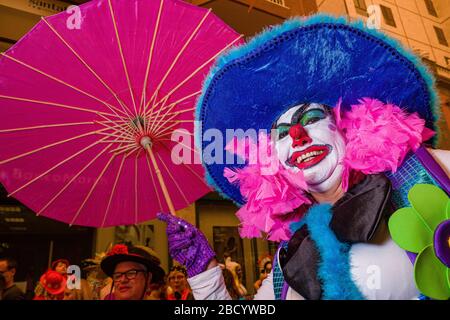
[289, 124, 312, 148]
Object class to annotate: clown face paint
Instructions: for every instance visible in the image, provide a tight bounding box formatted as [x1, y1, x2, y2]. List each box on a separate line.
[274, 103, 346, 193]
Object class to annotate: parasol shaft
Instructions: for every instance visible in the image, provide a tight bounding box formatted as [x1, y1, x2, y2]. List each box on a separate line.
[145, 144, 176, 215]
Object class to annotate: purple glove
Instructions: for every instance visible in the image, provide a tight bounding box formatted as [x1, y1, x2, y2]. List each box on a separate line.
[157, 212, 216, 278]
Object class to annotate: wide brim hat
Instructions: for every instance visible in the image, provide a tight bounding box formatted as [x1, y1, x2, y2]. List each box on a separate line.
[195, 14, 440, 205]
[100, 245, 165, 284]
[40, 270, 66, 296]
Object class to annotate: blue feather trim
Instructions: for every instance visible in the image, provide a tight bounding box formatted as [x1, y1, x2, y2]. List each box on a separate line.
[304, 204, 365, 300]
[289, 219, 305, 235]
[196, 14, 440, 141]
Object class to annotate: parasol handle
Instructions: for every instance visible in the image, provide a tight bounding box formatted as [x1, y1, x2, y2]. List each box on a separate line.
[142, 137, 176, 216]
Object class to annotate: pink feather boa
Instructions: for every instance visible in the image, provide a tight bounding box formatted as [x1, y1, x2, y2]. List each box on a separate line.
[336, 98, 435, 191]
[224, 98, 434, 241]
[224, 132, 310, 241]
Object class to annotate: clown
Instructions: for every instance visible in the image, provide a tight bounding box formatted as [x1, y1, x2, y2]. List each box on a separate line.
[158, 15, 450, 300]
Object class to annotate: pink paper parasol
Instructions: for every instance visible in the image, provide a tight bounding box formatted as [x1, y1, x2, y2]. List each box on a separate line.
[0, 0, 243, 227]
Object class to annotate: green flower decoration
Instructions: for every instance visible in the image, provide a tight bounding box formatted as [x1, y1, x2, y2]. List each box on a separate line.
[388, 184, 450, 300]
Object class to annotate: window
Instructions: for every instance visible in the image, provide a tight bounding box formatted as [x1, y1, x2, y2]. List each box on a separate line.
[424, 0, 438, 17]
[353, 0, 368, 16]
[380, 5, 396, 27]
[434, 26, 448, 46]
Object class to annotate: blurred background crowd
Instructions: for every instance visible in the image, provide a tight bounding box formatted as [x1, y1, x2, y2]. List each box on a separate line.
[0, 243, 273, 300]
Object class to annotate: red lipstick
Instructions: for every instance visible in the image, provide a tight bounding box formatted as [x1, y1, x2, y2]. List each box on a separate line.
[288, 145, 330, 170]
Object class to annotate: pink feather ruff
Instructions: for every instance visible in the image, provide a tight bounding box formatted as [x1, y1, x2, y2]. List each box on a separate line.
[223, 132, 310, 241]
[335, 98, 435, 191]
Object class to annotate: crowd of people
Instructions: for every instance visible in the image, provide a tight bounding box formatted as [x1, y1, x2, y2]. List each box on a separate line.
[0, 244, 272, 301]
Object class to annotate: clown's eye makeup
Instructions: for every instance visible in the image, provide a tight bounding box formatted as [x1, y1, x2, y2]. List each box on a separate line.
[277, 125, 290, 140]
[299, 109, 326, 126]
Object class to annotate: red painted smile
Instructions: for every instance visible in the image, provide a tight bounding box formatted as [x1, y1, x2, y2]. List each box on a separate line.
[288, 145, 330, 170]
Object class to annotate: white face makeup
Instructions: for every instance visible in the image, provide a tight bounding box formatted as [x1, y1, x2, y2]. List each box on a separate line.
[274, 103, 346, 193]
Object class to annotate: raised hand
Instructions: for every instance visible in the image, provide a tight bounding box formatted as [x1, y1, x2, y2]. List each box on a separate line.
[157, 212, 216, 278]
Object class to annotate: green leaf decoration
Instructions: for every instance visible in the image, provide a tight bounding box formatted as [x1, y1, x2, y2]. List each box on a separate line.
[408, 184, 448, 231]
[388, 207, 433, 253]
[447, 200, 450, 219]
[414, 245, 450, 300]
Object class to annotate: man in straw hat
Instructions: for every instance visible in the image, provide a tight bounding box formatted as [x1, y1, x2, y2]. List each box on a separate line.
[100, 244, 165, 300]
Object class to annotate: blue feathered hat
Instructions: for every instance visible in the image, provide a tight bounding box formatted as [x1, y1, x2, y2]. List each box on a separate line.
[195, 15, 440, 205]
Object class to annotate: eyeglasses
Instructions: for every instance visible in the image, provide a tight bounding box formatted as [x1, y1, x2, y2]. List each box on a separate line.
[112, 269, 147, 282]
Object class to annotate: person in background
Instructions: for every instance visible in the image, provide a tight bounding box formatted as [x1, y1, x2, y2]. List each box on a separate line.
[0, 257, 25, 300]
[254, 254, 273, 292]
[33, 270, 66, 300]
[166, 265, 193, 300]
[100, 244, 165, 300]
[34, 258, 70, 298]
[225, 257, 247, 298]
[52, 259, 69, 275]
